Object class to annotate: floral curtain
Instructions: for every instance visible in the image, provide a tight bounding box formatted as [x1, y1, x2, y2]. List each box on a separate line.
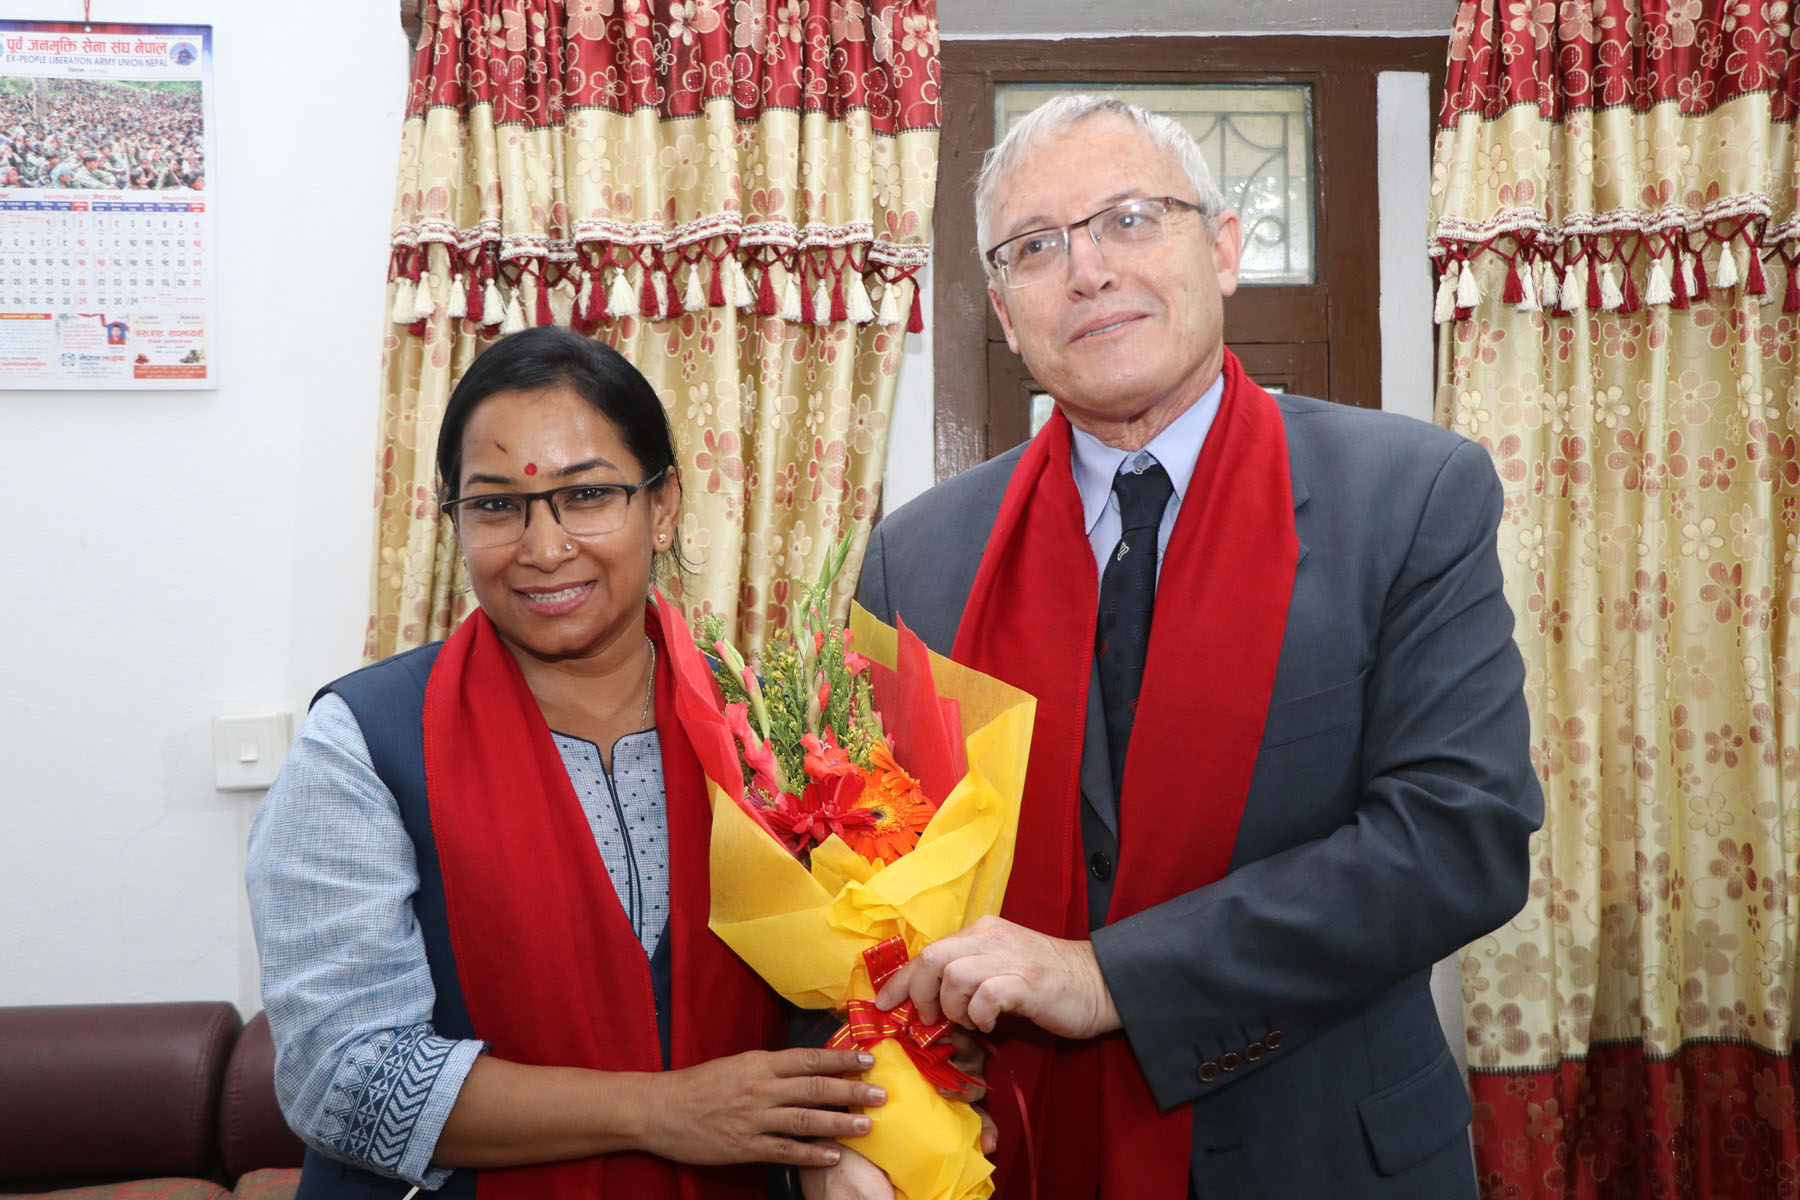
[1429, 2, 1800, 1195]
[366, 0, 939, 658]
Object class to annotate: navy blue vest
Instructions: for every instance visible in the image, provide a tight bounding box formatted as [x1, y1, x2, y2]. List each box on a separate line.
[295, 644, 675, 1198]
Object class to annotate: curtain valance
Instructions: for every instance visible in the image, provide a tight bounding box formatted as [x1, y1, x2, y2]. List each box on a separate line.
[1433, 3, 1800, 321]
[385, 0, 938, 338]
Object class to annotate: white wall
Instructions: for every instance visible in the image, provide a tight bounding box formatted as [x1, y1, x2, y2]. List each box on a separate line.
[881, 262, 936, 511]
[1378, 71, 1435, 425]
[0, 0, 406, 1012]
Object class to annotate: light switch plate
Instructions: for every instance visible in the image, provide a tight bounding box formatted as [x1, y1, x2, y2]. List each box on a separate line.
[212, 711, 295, 792]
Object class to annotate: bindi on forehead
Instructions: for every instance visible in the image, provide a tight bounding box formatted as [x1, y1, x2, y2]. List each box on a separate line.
[524, 462, 538, 475]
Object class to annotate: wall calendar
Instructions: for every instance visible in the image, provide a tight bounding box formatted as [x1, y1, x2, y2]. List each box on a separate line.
[0, 20, 214, 389]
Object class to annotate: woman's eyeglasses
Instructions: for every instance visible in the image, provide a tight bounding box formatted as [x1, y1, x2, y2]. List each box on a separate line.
[443, 467, 667, 548]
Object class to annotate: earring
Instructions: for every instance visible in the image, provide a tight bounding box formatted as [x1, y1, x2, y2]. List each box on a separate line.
[659, 533, 669, 543]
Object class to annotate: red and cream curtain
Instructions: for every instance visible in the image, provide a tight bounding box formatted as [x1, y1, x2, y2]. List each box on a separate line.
[1430, 2, 1800, 1195]
[366, 0, 939, 657]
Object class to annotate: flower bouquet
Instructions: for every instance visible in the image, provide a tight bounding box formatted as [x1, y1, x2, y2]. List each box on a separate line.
[654, 534, 1036, 1200]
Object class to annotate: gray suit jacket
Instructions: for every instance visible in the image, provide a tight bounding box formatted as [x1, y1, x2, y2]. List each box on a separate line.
[856, 392, 1543, 1199]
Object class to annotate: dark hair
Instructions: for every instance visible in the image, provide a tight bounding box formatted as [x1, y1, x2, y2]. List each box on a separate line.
[435, 326, 678, 505]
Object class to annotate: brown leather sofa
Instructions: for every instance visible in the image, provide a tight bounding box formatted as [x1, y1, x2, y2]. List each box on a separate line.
[0, 1003, 304, 1199]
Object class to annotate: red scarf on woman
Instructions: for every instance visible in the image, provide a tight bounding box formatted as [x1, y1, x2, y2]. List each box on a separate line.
[422, 603, 783, 1200]
[951, 351, 1297, 1200]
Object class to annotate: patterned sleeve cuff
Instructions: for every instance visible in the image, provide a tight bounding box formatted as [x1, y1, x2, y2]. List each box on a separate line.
[319, 1026, 486, 1186]
[396, 1037, 485, 1187]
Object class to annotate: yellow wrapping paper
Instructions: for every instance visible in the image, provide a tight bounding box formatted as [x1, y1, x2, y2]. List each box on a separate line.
[707, 604, 1035, 1200]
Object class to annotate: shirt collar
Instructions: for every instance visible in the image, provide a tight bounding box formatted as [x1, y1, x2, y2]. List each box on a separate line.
[1068, 373, 1225, 536]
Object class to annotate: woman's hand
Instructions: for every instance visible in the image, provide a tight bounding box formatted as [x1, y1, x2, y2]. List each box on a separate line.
[796, 1029, 997, 1200]
[944, 1027, 998, 1156]
[800, 1146, 895, 1200]
[639, 1047, 887, 1168]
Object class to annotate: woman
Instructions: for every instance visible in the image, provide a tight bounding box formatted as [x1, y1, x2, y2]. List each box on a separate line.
[248, 327, 882, 1199]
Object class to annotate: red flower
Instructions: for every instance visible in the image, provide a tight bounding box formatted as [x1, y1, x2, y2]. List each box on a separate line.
[802, 731, 856, 780]
[724, 702, 782, 799]
[766, 772, 875, 852]
[735, 730, 877, 852]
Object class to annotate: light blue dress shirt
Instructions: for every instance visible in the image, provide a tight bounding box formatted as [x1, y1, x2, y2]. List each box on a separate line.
[246, 692, 671, 1188]
[1068, 374, 1224, 584]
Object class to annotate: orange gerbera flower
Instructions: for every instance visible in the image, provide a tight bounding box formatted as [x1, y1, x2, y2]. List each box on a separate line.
[843, 742, 938, 865]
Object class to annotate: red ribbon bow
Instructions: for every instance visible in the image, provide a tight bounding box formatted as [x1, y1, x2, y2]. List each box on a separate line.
[828, 937, 981, 1097]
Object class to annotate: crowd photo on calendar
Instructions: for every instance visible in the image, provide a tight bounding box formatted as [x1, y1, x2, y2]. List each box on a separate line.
[0, 77, 204, 191]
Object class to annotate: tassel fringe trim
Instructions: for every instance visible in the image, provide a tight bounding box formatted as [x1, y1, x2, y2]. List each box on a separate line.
[1431, 225, 1788, 323]
[386, 239, 927, 336]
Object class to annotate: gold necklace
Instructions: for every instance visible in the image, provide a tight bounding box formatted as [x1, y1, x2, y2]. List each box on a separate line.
[639, 639, 657, 731]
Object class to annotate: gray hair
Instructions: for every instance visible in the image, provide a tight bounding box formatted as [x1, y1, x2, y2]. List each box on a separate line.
[974, 94, 1226, 276]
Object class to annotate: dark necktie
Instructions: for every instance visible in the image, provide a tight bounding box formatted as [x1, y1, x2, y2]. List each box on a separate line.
[1095, 459, 1173, 799]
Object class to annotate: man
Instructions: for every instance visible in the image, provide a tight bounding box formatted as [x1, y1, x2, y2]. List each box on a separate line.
[22, 147, 51, 187]
[854, 96, 1542, 1198]
[153, 154, 184, 191]
[67, 151, 112, 189]
[46, 151, 77, 188]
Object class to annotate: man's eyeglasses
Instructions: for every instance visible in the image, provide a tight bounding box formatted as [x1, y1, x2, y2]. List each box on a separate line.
[984, 196, 1207, 289]
[442, 467, 668, 548]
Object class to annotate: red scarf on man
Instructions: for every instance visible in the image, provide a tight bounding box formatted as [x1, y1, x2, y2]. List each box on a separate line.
[951, 351, 1297, 1200]
[422, 603, 783, 1200]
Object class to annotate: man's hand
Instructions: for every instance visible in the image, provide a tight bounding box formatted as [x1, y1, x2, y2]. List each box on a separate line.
[875, 916, 1121, 1038]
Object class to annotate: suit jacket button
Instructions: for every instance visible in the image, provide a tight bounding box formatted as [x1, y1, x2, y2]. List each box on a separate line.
[1089, 852, 1113, 881]
[1196, 1060, 1221, 1083]
[1265, 1030, 1285, 1050]
[1244, 1042, 1266, 1061]
[1219, 1052, 1241, 1071]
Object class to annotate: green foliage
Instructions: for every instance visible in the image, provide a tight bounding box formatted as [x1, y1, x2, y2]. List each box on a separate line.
[693, 529, 883, 799]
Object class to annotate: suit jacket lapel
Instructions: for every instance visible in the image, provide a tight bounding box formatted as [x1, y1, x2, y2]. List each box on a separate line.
[1287, 406, 1312, 567]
